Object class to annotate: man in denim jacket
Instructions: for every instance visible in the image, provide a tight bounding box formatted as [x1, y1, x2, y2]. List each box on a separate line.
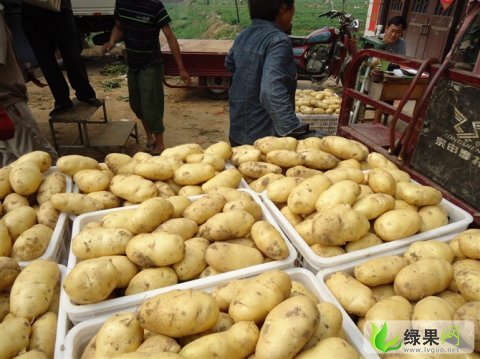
[225, 0, 307, 146]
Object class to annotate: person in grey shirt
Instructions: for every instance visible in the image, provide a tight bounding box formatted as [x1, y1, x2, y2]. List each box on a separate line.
[381, 16, 407, 55]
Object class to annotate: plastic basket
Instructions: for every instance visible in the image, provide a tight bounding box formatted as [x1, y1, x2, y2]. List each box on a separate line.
[315, 232, 460, 357]
[62, 189, 297, 324]
[260, 186, 473, 272]
[17, 167, 72, 267]
[60, 267, 377, 359]
[297, 113, 339, 135]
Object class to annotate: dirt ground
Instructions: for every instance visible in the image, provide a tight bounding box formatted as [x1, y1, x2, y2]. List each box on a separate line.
[26, 46, 338, 161]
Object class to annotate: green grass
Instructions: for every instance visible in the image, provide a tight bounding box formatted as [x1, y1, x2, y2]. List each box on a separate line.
[164, 0, 368, 39]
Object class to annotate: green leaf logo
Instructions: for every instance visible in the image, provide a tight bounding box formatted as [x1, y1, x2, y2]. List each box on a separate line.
[370, 322, 402, 352]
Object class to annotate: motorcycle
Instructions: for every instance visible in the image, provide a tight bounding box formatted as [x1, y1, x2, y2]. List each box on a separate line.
[290, 9, 360, 84]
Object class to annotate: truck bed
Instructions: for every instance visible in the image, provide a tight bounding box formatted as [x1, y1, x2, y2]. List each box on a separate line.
[71, 0, 115, 15]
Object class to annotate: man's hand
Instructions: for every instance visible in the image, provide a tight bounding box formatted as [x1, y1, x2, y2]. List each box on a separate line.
[179, 69, 192, 86]
[101, 41, 115, 56]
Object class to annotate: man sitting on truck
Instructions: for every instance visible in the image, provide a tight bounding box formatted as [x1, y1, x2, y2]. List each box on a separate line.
[102, 0, 191, 155]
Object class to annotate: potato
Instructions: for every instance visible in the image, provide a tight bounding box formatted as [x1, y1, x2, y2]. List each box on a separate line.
[177, 185, 204, 197]
[453, 259, 480, 301]
[105, 153, 139, 175]
[457, 229, 480, 260]
[374, 209, 422, 241]
[35, 172, 66, 205]
[320, 136, 369, 161]
[436, 290, 467, 311]
[394, 258, 453, 301]
[418, 204, 449, 232]
[0, 256, 21, 290]
[125, 267, 178, 295]
[296, 337, 360, 359]
[290, 281, 319, 304]
[103, 256, 139, 288]
[134, 160, 174, 181]
[285, 165, 322, 178]
[345, 232, 383, 252]
[94, 312, 144, 357]
[173, 163, 216, 186]
[73, 169, 112, 193]
[323, 167, 365, 184]
[86, 191, 121, 209]
[101, 209, 136, 231]
[249, 173, 284, 192]
[72, 227, 133, 259]
[28, 311, 57, 358]
[2, 193, 29, 213]
[205, 242, 264, 272]
[171, 237, 209, 280]
[198, 210, 255, 241]
[180, 321, 258, 359]
[395, 182, 443, 206]
[166, 195, 191, 218]
[0, 221, 13, 256]
[13, 151, 52, 172]
[354, 255, 408, 287]
[366, 152, 398, 170]
[312, 204, 370, 246]
[298, 149, 339, 170]
[129, 197, 174, 234]
[367, 168, 397, 195]
[280, 205, 303, 226]
[296, 137, 323, 151]
[201, 168, 242, 192]
[177, 312, 236, 346]
[449, 236, 467, 260]
[223, 198, 263, 221]
[315, 180, 360, 210]
[110, 175, 158, 203]
[311, 244, 345, 257]
[36, 201, 60, 230]
[229, 270, 291, 323]
[161, 143, 203, 161]
[365, 296, 412, 329]
[384, 168, 411, 183]
[254, 136, 297, 154]
[12, 224, 53, 261]
[183, 194, 226, 225]
[353, 193, 395, 220]
[206, 187, 251, 202]
[63, 257, 118, 304]
[231, 147, 261, 166]
[394, 199, 418, 211]
[295, 219, 315, 245]
[0, 167, 13, 199]
[50, 193, 103, 215]
[57, 155, 99, 176]
[9, 162, 43, 195]
[266, 149, 303, 167]
[204, 141, 232, 160]
[249, 221, 289, 260]
[238, 161, 282, 179]
[136, 334, 181, 354]
[186, 153, 225, 171]
[0, 315, 32, 358]
[325, 272, 376, 316]
[211, 279, 247, 311]
[138, 289, 219, 337]
[133, 151, 152, 162]
[0, 292, 9, 321]
[256, 295, 319, 359]
[305, 302, 343, 348]
[154, 181, 176, 198]
[287, 175, 332, 215]
[454, 302, 480, 351]
[10, 259, 59, 320]
[267, 176, 304, 203]
[126, 232, 184, 267]
[371, 284, 396, 302]
[404, 240, 455, 264]
[155, 218, 198, 240]
[357, 184, 374, 199]
[412, 296, 454, 321]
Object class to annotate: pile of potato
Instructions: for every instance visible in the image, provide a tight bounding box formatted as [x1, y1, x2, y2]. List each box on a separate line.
[232, 135, 447, 258]
[50, 141, 244, 216]
[295, 89, 342, 115]
[0, 258, 61, 358]
[324, 229, 480, 355]
[64, 188, 291, 305]
[0, 151, 68, 262]
[78, 269, 361, 359]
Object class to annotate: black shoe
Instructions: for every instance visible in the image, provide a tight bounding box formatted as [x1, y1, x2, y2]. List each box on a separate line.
[78, 98, 103, 107]
[49, 103, 74, 117]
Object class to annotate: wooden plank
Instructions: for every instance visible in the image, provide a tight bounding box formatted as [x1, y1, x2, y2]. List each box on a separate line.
[161, 39, 233, 54]
[49, 99, 105, 123]
[89, 121, 136, 147]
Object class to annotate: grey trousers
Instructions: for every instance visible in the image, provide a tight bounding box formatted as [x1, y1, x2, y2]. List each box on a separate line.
[0, 101, 58, 166]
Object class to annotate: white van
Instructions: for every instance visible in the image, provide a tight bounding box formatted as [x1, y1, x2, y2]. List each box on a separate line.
[71, 0, 115, 45]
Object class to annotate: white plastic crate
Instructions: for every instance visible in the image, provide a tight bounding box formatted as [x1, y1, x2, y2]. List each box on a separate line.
[315, 232, 460, 357]
[260, 189, 473, 272]
[60, 267, 377, 359]
[56, 265, 71, 359]
[62, 189, 297, 324]
[17, 167, 72, 267]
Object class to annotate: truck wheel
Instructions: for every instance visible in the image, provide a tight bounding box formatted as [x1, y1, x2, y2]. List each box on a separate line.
[206, 77, 230, 100]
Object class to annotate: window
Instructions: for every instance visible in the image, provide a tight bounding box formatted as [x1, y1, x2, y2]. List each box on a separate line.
[411, 0, 428, 14]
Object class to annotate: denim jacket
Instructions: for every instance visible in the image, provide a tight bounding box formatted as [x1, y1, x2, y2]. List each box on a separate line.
[225, 19, 301, 146]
